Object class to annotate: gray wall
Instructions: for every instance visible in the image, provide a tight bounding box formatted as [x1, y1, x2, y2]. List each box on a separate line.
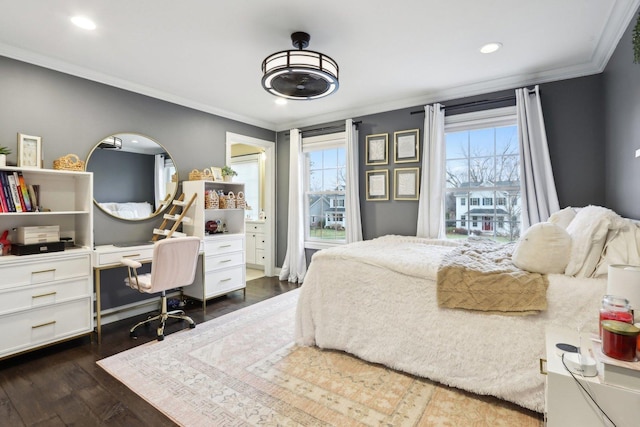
[0, 55, 274, 309]
[603, 8, 640, 219]
[276, 76, 607, 262]
[0, 56, 275, 245]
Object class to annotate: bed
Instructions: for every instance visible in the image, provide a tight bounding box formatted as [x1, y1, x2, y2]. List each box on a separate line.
[295, 206, 640, 412]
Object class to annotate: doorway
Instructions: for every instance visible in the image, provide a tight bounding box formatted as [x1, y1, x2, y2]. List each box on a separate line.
[226, 132, 276, 278]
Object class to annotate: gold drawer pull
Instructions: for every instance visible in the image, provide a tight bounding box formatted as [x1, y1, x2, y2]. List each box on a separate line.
[220, 278, 232, 282]
[32, 268, 56, 275]
[32, 292, 57, 299]
[123, 254, 141, 258]
[539, 358, 547, 375]
[219, 244, 232, 248]
[220, 259, 232, 263]
[32, 321, 56, 329]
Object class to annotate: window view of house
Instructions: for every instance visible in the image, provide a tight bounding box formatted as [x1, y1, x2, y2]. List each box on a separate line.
[304, 141, 347, 244]
[444, 109, 521, 242]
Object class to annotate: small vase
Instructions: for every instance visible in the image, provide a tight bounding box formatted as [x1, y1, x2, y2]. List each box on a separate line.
[223, 175, 232, 182]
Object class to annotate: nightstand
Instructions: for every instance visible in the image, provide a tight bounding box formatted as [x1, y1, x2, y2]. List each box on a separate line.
[544, 326, 640, 426]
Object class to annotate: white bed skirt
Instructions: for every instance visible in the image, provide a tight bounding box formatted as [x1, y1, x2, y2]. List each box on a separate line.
[295, 236, 607, 413]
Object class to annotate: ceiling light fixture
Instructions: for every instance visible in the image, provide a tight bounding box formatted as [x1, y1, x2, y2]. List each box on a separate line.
[98, 136, 122, 149]
[261, 32, 339, 100]
[71, 16, 97, 30]
[480, 42, 502, 54]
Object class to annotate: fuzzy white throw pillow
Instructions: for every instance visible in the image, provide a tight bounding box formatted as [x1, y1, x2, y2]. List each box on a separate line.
[564, 205, 626, 277]
[512, 222, 571, 274]
[548, 206, 576, 229]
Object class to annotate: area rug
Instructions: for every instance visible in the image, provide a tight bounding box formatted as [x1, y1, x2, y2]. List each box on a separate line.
[97, 289, 541, 426]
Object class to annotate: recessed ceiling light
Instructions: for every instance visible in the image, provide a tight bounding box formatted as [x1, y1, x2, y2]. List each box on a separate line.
[480, 42, 502, 54]
[71, 16, 96, 30]
[274, 98, 287, 106]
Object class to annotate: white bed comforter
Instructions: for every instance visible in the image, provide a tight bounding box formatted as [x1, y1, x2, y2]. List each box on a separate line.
[295, 235, 607, 413]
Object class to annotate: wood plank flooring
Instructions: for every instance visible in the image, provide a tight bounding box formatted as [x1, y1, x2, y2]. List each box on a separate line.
[0, 276, 298, 427]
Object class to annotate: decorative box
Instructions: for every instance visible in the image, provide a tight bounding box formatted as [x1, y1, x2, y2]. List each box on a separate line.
[11, 241, 65, 256]
[16, 225, 60, 245]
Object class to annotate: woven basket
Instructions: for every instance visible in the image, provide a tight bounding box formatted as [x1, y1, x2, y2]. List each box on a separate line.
[226, 191, 236, 209]
[219, 192, 228, 209]
[236, 191, 246, 209]
[53, 154, 85, 171]
[205, 190, 219, 209]
[188, 168, 214, 181]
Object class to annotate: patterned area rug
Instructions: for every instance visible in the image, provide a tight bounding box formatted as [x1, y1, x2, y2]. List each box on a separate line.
[97, 289, 542, 426]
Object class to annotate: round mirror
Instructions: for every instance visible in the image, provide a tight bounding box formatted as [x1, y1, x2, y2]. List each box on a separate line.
[85, 133, 177, 221]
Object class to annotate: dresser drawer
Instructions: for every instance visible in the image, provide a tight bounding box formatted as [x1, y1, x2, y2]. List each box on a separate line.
[246, 222, 265, 233]
[204, 236, 243, 255]
[204, 265, 244, 298]
[95, 246, 154, 266]
[204, 251, 244, 272]
[0, 254, 91, 290]
[0, 297, 92, 359]
[0, 278, 91, 316]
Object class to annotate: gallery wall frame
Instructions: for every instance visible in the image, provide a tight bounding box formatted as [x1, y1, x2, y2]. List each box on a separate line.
[365, 133, 389, 165]
[393, 167, 420, 200]
[394, 129, 420, 163]
[366, 169, 389, 201]
[17, 133, 42, 169]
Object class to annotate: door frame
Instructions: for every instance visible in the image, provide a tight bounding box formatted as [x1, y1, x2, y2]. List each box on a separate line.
[226, 132, 276, 277]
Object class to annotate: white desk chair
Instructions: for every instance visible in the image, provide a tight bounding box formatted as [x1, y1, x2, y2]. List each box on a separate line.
[121, 236, 200, 341]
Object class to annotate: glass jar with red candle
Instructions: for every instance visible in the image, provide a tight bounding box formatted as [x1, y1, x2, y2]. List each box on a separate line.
[601, 320, 640, 361]
[599, 295, 633, 338]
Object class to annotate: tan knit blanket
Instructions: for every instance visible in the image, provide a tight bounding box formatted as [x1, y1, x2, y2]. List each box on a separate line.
[437, 239, 548, 314]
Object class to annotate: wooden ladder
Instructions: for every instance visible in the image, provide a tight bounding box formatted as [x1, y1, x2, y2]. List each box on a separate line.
[152, 192, 197, 241]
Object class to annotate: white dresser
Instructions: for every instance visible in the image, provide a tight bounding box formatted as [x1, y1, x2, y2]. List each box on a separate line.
[245, 220, 265, 267]
[182, 180, 246, 306]
[0, 167, 93, 360]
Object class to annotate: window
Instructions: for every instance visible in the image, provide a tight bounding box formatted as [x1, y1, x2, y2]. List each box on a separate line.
[444, 106, 521, 242]
[303, 132, 347, 247]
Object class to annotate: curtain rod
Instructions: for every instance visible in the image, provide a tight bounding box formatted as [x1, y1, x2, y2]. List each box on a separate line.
[284, 120, 361, 136]
[409, 88, 536, 115]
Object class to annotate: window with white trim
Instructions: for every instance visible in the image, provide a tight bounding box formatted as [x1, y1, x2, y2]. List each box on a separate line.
[303, 132, 347, 247]
[444, 106, 521, 241]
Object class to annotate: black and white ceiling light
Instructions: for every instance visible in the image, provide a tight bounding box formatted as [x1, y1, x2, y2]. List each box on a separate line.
[261, 32, 339, 100]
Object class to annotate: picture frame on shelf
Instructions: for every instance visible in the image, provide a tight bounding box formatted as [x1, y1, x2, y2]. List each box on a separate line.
[17, 133, 42, 169]
[366, 169, 389, 201]
[394, 167, 420, 200]
[394, 129, 419, 163]
[210, 166, 223, 181]
[365, 133, 388, 165]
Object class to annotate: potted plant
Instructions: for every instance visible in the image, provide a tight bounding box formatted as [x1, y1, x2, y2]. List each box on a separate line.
[221, 165, 237, 182]
[0, 146, 11, 167]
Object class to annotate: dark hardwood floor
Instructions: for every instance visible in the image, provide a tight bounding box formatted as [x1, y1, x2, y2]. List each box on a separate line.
[0, 276, 298, 427]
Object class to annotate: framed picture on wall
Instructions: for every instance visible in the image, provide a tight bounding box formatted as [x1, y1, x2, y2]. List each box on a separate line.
[365, 133, 388, 165]
[366, 169, 389, 201]
[210, 167, 223, 181]
[394, 167, 420, 200]
[17, 133, 42, 169]
[394, 129, 419, 163]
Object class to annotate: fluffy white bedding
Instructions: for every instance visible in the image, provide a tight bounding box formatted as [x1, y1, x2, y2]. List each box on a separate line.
[295, 235, 607, 413]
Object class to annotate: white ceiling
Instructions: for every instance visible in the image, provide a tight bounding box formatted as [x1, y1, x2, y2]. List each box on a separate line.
[0, 1, 638, 132]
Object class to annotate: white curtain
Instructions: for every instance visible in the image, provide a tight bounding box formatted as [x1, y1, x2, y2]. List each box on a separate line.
[516, 85, 559, 230]
[279, 129, 306, 283]
[345, 119, 363, 243]
[154, 154, 165, 209]
[416, 103, 446, 238]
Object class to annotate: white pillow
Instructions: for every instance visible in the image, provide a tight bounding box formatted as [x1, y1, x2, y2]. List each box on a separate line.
[564, 206, 626, 277]
[512, 222, 571, 274]
[548, 206, 576, 229]
[593, 220, 640, 277]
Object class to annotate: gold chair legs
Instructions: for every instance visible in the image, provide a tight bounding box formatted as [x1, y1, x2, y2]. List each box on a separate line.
[129, 291, 196, 341]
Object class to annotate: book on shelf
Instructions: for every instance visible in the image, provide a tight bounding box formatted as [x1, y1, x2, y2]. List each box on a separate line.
[0, 172, 16, 212]
[6, 173, 23, 212]
[15, 171, 32, 212]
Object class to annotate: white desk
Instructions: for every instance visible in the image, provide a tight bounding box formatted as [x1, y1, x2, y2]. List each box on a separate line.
[93, 243, 155, 342]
